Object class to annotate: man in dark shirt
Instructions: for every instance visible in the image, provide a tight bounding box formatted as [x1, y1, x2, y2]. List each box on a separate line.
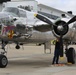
[52, 38, 61, 64]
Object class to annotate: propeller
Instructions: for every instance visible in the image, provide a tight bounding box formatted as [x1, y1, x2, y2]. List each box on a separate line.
[34, 14, 76, 57]
[34, 14, 76, 36]
[64, 16, 76, 26]
[34, 14, 76, 27]
[34, 14, 55, 26]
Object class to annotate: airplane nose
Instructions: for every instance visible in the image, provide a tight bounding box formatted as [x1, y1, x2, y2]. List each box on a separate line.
[57, 25, 64, 31]
[0, 12, 13, 25]
[0, 12, 9, 19]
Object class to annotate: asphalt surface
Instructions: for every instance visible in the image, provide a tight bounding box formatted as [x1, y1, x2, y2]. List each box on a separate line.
[0, 44, 76, 75]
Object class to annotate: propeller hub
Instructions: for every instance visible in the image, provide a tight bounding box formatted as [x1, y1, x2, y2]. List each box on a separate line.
[57, 25, 64, 31]
[53, 20, 69, 36]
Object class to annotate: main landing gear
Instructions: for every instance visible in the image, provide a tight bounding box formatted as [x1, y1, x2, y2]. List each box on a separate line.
[0, 41, 8, 68]
[65, 42, 76, 64]
[66, 47, 76, 64]
[58, 37, 76, 64]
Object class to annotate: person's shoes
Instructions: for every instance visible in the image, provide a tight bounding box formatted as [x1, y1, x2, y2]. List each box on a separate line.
[52, 63, 54, 65]
[54, 64, 59, 66]
[51, 64, 54, 67]
[57, 63, 65, 66]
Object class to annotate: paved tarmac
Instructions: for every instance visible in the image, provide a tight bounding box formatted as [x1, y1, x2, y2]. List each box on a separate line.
[0, 44, 76, 75]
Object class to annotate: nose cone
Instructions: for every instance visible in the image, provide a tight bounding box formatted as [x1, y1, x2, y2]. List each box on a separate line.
[0, 12, 9, 19]
[57, 25, 64, 31]
[0, 12, 13, 25]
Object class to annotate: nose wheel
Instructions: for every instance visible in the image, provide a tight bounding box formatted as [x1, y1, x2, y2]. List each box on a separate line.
[0, 54, 8, 68]
[0, 40, 8, 68]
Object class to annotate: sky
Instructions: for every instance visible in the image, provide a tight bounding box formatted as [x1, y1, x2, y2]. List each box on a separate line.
[36, 0, 76, 15]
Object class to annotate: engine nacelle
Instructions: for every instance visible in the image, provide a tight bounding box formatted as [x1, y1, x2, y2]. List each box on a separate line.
[52, 20, 69, 37]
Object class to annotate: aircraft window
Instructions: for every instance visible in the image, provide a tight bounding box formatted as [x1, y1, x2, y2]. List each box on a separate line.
[19, 10, 26, 17]
[2, 7, 20, 17]
[6, 12, 19, 17]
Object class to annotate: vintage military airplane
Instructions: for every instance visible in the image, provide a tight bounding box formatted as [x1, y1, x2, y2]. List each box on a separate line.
[0, 7, 76, 68]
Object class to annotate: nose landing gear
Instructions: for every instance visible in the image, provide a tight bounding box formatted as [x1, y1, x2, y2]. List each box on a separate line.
[0, 41, 8, 68]
[0, 54, 8, 68]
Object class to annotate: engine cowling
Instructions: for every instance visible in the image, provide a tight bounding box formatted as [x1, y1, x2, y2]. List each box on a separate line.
[53, 20, 69, 37]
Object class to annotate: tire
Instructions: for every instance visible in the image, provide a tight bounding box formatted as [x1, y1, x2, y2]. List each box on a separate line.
[66, 47, 76, 64]
[0, 55, 8, 68]
[15, 45, 20, 49]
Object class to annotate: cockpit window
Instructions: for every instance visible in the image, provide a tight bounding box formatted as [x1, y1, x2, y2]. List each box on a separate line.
[19, 9, 26, 17]
[2, 7, 20, 17]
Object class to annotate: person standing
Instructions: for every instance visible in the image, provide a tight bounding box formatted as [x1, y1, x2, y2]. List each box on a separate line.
[52, 38, 61, 64]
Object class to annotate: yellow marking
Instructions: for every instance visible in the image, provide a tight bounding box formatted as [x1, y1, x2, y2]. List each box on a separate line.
[34, 14, 37, 17]
[8, 30, 14, 39]
[54, 64, 65, 66]
[67, 62, 72, 65]
[60, 57, 64, 60]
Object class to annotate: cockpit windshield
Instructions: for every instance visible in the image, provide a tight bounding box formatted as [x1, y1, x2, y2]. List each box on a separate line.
[2, 7, 19, 17]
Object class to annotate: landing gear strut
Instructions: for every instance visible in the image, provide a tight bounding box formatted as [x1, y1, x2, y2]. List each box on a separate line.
[0, 41, 8, 68]
[59, 38, 76, 64]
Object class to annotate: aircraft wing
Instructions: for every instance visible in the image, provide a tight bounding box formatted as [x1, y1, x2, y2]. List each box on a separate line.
[33, 13, 57, 32]
[33, 21, 53, 32]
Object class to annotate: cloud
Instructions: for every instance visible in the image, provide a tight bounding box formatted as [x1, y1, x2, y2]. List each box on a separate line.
[36, 0, 76, 14]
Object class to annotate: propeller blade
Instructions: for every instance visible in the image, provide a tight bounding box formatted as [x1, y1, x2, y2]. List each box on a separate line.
[59, 36, 64, 57]
[34, 14, 54, 25]
[66, 16, 76, 25]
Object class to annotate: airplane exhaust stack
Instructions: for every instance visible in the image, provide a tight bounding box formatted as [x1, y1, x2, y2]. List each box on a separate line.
[67, 11, 72, 15]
